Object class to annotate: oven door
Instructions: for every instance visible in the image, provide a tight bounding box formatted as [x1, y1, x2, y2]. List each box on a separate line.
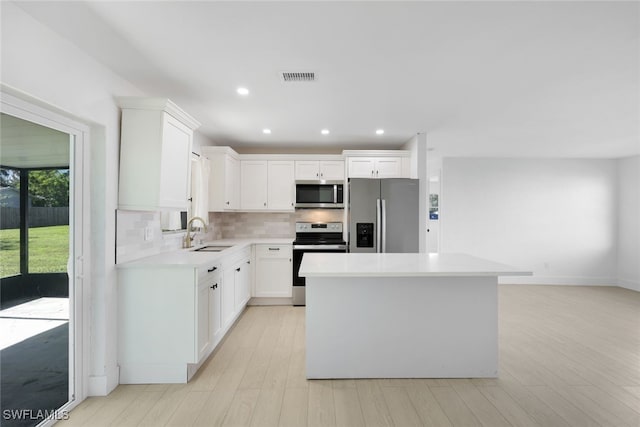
[292, 245, 347, 306]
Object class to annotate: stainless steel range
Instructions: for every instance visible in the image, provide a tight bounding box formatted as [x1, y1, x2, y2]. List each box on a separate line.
[292, 222, 347, 306]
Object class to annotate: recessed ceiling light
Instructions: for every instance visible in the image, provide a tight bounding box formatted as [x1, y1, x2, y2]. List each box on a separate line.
[376, 129, 385, 135]
[236, 87, 249, 96]
[262, 128, 271, 134]
[321, 129, 330, 135]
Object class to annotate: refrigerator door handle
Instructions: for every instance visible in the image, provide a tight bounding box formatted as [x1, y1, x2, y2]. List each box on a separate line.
[376, 198, 381, 253]
[381, 199, 387, 253]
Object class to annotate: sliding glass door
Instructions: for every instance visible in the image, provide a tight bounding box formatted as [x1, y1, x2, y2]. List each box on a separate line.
[0, 106, 86, 426]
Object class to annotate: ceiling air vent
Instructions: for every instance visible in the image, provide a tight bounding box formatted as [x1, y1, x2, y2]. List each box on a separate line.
[280, 71, 316, 82]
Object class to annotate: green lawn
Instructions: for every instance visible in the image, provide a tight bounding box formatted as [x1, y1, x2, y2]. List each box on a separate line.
[0, 225, 69, 278]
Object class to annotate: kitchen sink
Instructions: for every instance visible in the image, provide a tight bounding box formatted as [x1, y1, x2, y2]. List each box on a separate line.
[192, 245, 233, 252]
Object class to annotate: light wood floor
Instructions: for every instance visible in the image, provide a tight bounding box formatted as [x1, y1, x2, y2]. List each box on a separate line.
[59, 285, 640, 426]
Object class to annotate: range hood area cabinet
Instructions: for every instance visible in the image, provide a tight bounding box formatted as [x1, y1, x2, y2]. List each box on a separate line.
[117, 97, 201, 211]
[202, 146, 240, 211]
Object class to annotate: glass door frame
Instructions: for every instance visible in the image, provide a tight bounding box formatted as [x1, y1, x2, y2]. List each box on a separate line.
[1, 86, 91, 424]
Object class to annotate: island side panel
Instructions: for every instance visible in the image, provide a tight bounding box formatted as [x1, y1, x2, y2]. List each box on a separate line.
[306, 275, 498, 378]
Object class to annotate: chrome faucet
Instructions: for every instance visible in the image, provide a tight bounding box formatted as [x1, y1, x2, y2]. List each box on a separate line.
[184, 216, 207, 248]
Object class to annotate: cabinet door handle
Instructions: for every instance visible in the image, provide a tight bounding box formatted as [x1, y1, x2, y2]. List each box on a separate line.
[226, 201, 230, 205]
[268, 247, 280, 251]
[247, 260, 251, 264]
[316, 172, 319, 177]
[289, 258, 292, 262]
[264, 202, 267, 207]
[236, 267, 241, 272]
[376, 170, 379, 176]
[208, 266, 217, 272]
[371, 170, 374, 177]
[210, 283, 217, 290]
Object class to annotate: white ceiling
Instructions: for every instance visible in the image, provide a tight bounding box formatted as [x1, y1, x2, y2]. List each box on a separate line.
[11, 1, 640, 158]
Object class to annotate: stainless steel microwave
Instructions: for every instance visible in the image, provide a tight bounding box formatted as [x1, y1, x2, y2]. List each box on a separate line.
[295, 181, 344, 208]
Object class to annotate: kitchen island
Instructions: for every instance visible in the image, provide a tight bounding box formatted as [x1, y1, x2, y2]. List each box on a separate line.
[299, 253, 530, 379]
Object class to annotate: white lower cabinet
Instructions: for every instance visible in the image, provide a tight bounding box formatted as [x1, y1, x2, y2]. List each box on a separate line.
[222, 266, 236, 327]
[223, 248, 252, 320]
[200, 264, 222, 359]
[254, 244, 293, 297]
[118, 246, 253, 384]
[197, 277, 211, 362]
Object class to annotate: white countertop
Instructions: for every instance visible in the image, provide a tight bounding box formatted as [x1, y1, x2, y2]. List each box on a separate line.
[117, 238, 293, 269]
[299, 252, 531, 277]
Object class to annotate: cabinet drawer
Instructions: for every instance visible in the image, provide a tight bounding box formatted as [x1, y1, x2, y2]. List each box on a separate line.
[198, 264, 221, 282]
[255, 244, 292, 258]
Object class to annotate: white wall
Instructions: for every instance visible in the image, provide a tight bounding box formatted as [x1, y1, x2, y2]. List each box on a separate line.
[401, 135, 418, 179]
[617, 155, 640, 291]
[1, 2, 145, 395]
[441, 158, 618, 285]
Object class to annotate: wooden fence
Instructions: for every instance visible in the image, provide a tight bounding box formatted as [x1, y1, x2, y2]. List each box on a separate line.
[0, 207, 69, 229]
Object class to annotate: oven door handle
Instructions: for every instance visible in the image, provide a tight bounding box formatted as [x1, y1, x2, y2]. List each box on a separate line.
[293, 245, 347, 250]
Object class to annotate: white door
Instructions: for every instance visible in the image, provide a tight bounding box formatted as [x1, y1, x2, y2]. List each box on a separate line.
[224, 156, 240, 209]
[240, 160, 268, 209]
[255, 245, 292, 297]
[209, 280, 222, 339]
[1, 91, 89, 416]
[295, 160, 320, 180]
[159, 113, 192, 209]
[268, 161, 295, 210]
[222, 268, 235, 326]
[196, 280, 210, 361]
[348, 158, 376, 178]
[374, 157, 402, 178]
[319, 161, 344, 180]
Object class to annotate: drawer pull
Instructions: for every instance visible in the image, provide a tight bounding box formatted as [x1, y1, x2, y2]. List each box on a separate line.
[236, 267, 241, 272]
[208, 266, 217, 272]
[268, 247, 280, 251]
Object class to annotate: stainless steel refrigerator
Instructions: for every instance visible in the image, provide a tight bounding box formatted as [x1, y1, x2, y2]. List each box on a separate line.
[349, 178, 419, 253]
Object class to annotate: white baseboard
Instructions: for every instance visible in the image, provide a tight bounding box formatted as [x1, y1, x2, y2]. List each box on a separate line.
[618, 278, 640, 292]
[87, 365, 119, 396]
[248, 297, 293, 306]
[120, 363, 187, 384]
[498, 275, 617, 286]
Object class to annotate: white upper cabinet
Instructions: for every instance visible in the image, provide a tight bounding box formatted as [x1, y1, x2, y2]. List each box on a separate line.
[374, 157, 403, 178]
[240, 160, 294, 211]
[241, 160, 268, 209]
[268, 161, 295, 210]
[345, 151, 410, 179]
[347, 157, 377, 178]
[225, 156, 240, 210]
[320, 160, 345, 180]
[202, 147, 240, 211]
[295, 160, 344, 181]
[117, 98, 200, 210]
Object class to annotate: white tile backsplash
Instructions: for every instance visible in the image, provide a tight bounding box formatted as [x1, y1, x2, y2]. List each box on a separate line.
[116, 209, 344, 263]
